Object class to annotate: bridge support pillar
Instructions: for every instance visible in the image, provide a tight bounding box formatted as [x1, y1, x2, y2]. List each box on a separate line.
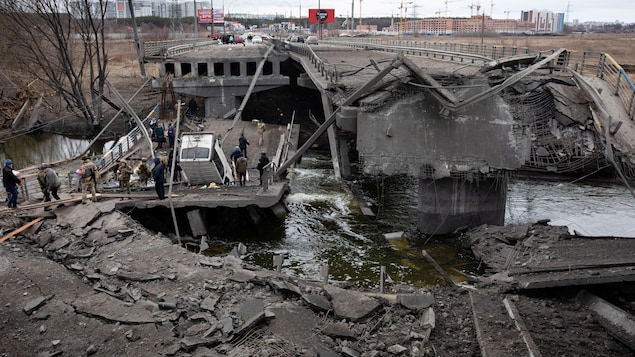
[416, 174, 507, 235]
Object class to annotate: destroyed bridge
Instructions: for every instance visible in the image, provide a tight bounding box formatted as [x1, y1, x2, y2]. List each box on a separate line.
[142, 37, 635, 235]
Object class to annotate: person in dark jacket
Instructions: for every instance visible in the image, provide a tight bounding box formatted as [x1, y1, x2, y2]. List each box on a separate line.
[230, 146, 242, 165]
[152, 157, 165, 200]
[238, 133, 250, 158]
[256, 152, 270, 186]
[188, 98, 198, 118]
[3, 159, 21, 208]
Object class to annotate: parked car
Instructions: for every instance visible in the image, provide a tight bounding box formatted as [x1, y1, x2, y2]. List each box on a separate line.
[252, 35, 263, 44]
[306, 36, 318, 45]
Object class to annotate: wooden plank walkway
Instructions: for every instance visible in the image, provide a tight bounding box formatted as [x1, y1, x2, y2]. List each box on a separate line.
[470, 290, 538, 357]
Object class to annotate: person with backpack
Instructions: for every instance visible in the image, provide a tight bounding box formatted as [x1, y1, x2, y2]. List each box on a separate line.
[116, 160, 133, 196]
[80, 157, 98, 204]
[137, 158, 150, 187]
[37, 163, 62, 207]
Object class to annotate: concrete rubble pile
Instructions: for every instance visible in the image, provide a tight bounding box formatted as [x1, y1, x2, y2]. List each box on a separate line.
[0, 202, 473, 356]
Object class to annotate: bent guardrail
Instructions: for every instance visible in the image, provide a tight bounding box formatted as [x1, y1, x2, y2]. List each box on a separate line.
[328, 38, 635, 121]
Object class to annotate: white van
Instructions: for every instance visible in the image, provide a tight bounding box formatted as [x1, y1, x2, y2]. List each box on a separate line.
[179, 132, 234, 185]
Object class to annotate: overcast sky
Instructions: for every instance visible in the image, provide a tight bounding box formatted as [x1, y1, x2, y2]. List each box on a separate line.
[222, 0, 634, 24]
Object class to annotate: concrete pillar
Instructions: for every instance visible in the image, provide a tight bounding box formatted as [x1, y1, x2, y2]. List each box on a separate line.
[272, 60, 280, 75]
[192, 62, 199, 78]
[174, 62, 182, 78]
[240, 61, 246, 77]
[417, 174, 507, 235]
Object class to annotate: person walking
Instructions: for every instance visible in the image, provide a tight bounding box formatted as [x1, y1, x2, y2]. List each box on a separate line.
[256, 152, 270, 186]
[256, 121, 266, 146]
[37, 165, 50, 202]
[188, 98, 198, 119]
[152, 157, 165, 200]
[239, 133, 250, 158]
[236, 156, 248, 186]
[37, 163, 62, 206]
[154, 125, 166, 149]
[230, 146, 242, 165]
[117, 160, 133, 196]
[168, 123, 175, 149]
[137, 158, 150, 187]
[3, 159, 21, 209]
[80, 157, 98, 204]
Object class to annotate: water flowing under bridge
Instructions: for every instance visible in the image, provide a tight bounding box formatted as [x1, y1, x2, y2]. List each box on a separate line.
[142, 37, 635, 234]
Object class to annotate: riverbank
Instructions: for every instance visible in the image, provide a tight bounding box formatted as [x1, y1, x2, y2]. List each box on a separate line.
[0, 201, 631, 356]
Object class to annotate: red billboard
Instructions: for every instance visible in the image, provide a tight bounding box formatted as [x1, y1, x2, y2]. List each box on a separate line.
[198, 9, 224, 24]
[308, 9, 335, 23]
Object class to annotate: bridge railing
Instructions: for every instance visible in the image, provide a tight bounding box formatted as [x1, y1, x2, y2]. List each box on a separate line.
[98, 104, 160, 174]
[328, 38, 635, 121]
[285, 42, 339, 82]
[143, 39, 215, 58]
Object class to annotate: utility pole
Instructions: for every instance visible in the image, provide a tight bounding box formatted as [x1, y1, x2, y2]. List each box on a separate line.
[127, 0, 146, 80]
[211, 0, 215, 38]
[350, 0, 355, 34]
[194, 0, 198, 37]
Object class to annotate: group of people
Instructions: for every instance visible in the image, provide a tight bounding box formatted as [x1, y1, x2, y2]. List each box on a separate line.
[3, 159, 65, 210]
[230, 133, 270, 187]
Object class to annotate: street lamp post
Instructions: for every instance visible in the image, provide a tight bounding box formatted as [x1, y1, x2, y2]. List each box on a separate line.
[211, 0, 214, 38]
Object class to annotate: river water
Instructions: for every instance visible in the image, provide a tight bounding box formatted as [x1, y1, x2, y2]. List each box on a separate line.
[2, 134, 635, 288]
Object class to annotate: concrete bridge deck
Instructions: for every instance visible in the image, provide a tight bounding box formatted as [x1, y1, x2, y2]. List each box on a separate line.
[143, 38, 635, 234]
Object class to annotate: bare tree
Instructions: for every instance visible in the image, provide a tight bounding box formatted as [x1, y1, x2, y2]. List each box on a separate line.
[0, 0, 109, 128]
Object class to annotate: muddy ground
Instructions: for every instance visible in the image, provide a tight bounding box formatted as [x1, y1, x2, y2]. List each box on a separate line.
[0, 200, 633, 356]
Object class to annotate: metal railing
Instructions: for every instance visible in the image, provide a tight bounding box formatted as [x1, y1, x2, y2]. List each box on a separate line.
[142, 37, 635, 121]
[283, 41, 339, 83]
[326, 38, 635, 121]
[142, 39, 216, 58]
[98, 104, 159, 174]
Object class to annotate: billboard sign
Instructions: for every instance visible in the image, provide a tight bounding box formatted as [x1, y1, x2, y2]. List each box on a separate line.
[308, 9, 335, 23]
[198, 9, 224, 24]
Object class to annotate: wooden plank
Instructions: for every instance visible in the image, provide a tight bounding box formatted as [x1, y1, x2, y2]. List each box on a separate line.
[470, 290, 529, 357]
[0, 217, 44, 243]
[503, 296, 542, 357]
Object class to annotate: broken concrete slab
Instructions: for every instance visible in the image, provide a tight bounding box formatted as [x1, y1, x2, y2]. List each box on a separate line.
[265, 307, 326, 353]
[268, 279, 302, 296]
[397, 294, 435, 311]
[228, 268, 256, 283]
[324, 285, 382, 322]
[180, 336, 220, 352]
[302, 293, 332, 312]
[24, 295, 54, 315]
[201, 293, 221, 312]
[73, 292, 155, 324]
[234, 310, 265, 336]
[237, 298, 264, 321]
[116, 271, 163, 282]
[55, 202, 103, 228]
[321, 321, 356, 340]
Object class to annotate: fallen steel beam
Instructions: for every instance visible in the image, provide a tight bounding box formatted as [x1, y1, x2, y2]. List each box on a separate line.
[276, 54, 403, 176]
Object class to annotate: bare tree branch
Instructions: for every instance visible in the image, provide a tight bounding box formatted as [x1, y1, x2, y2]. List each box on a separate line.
[0, 0, 109, 128]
